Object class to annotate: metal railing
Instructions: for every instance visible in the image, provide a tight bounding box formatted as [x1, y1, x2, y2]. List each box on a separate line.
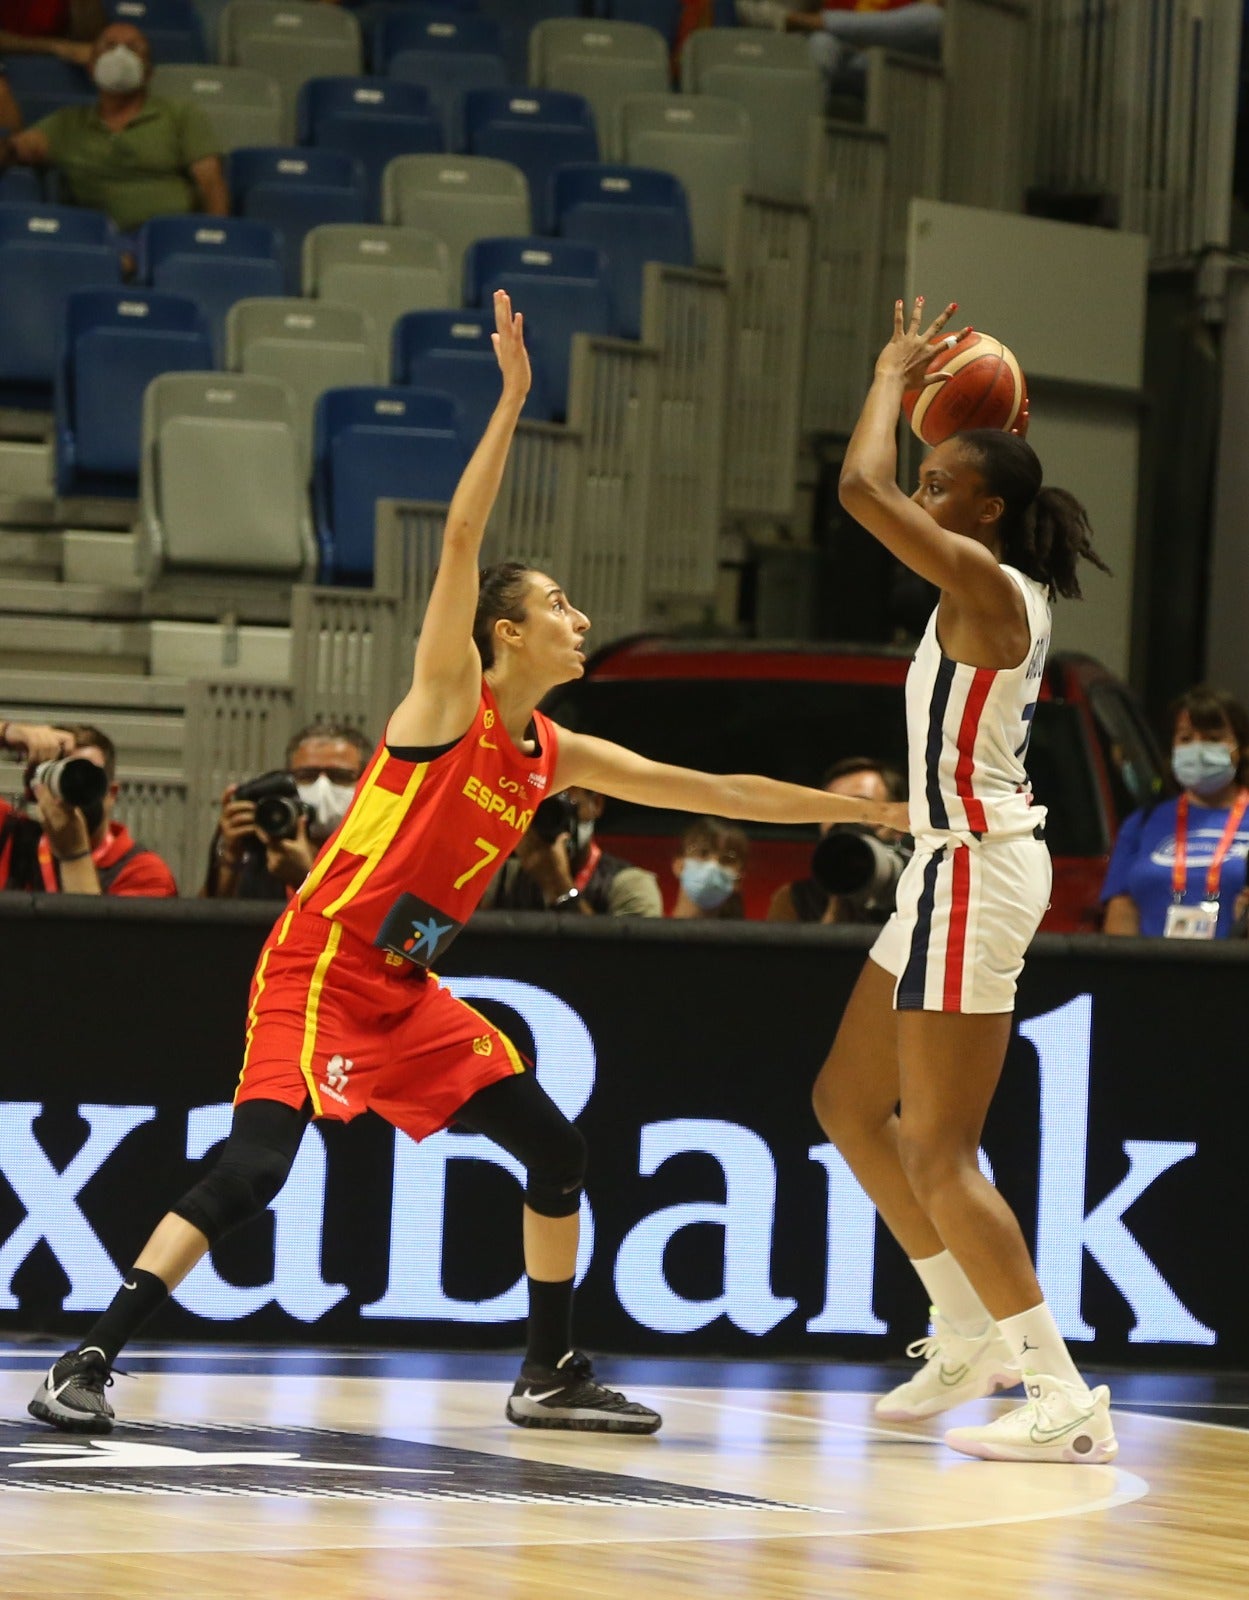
[183, 678, 294, 882]
[288, 585, 400, 741]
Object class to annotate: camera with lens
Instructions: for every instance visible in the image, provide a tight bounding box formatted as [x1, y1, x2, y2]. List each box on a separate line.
[531, 791, 578, 845]
[234, 770, 315, 844]
[811, 824, 912, 922]
[29, 756, 109, 831]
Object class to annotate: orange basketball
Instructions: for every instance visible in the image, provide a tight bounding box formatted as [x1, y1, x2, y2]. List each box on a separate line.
[902, 330, 1028, 444]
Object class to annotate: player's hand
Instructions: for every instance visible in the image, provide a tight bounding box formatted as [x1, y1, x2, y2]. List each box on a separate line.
[34, 782, 92, 860]
[876, 297, 968, 387]
[491, 289, 531, 401]
[261, 815, 315, 886]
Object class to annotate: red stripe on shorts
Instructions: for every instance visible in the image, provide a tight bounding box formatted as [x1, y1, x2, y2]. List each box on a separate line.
[943, 845, 972, 1011]
[953, 668, 995, 833]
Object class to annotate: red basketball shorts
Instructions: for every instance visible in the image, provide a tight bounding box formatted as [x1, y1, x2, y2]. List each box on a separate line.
[234, 907, 526, 1140]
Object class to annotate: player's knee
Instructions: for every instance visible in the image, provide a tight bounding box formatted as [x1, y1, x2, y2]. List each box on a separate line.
[171, 1142, 293, 1244]
[896, 1122, 961, 1205]
[524, 1120, 588, 1218]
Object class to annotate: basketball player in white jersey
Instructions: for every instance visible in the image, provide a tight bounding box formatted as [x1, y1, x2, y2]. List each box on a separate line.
[812, 297, 1118, 1462]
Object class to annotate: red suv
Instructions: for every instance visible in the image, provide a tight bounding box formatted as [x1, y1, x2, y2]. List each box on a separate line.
[542, 638, 1167, 930]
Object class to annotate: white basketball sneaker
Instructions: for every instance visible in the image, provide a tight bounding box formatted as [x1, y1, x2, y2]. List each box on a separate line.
[874, 1310, 1020, 1422]
[945, 1373, 1118, 1464]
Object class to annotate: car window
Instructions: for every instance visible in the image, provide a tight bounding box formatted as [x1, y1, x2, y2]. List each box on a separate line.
[1086, 681, 1168, 823]
[546, 678, 1105, 855]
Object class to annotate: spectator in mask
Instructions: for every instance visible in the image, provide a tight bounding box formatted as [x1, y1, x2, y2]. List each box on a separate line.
[204, 721, 370, 902]
[670, 815, 749, 919]
[0, 21, 227, 255]
[482, 785, 663, 915]
[1101, 685, 1249, 939]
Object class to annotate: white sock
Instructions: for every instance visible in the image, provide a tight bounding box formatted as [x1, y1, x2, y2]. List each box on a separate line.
[996, 1302, 1085, 1388]
[910, 1250, 992, 1338]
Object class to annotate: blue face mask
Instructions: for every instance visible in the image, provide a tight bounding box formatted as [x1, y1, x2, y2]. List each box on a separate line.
[680, 856, 737, 912]
[1172, 741, 1237, 798]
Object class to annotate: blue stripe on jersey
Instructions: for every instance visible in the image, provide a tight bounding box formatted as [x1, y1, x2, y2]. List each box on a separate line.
[1014, 697, 1038, 759]
[897, 850, 942, 1009]
[925, 656, 955, 830]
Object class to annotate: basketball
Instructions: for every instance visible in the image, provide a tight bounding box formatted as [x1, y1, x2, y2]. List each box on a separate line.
[902, 330, 1028, 444]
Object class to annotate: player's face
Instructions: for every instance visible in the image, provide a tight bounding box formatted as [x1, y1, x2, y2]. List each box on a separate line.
[910, 439, 999, 540]
[520, 572, 591, 683]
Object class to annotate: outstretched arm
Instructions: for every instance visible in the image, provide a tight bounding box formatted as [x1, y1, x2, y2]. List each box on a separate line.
[386, 290, 531, 748]
[839, 297, 1018, 613]
[555, 730, 909, 832]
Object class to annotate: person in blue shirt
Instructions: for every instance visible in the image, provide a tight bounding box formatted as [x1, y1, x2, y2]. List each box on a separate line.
[1102, 685, 1249, 939]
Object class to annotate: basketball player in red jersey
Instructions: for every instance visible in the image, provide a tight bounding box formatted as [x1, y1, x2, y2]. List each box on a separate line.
[30, 291, 905, 1439]
[812, 297, 1117, 1463]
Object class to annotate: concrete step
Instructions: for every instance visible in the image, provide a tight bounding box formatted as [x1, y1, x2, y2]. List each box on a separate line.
[0, 577, 144, 618]
[0, 527, 63, 577]
[62, 530, 142, 588]
[0, 668, 187, 712]
[0, 706, 186, 774]
[148, 620, 291, 683]
[0, 613, 150, 673]
[0, 438, 53, 500]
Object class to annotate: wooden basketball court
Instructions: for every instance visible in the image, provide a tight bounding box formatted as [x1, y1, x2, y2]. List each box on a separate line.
[0, 1343, 1244, 1598]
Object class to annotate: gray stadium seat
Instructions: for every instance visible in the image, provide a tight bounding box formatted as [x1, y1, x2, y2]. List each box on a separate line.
[619, 93, 751, 271]
[528, 18, 670, 162]
[150, 63, 283, 151]
[381, 154, 530, 295]
[220, 0, 362, 138]
[681, 29, 822, 204]
[226, 296, 377, 468]
[140, 371, 315, 578]
[302, 224, 452, 364]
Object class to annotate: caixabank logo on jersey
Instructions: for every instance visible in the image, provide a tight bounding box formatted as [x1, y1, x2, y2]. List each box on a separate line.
[0, 967, 1228, 1362]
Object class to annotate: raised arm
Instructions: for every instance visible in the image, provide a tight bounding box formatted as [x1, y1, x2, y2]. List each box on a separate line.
[554, 730, 909, 832]
[839, 297, 1019, 614]
[386, 290, 531, 748]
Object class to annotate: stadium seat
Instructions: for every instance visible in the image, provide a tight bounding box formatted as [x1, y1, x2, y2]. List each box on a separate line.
[552, 163, 691, 340]
[229, 146, 368, 291]
[2, 56, 94, 126]
[141, 370, 314, 577]
[477, 0, 581, 84]
[227, 296, 378, 467]
[462, 87, 597, 232]
[313, 385, 466, 582]
[302, 222, 452, 363]
[381, 153, 529, 290]
[374, 6, 502, 73]
[0, 170, 44, 204]
[602, 0, 681, 50]
[55, 287, 214, 498]
[681, 29, 822, 203]
[297, 77, 443, 215]
[107, 0, 208, 64]
[391, 307, 555, 438]
[150, 64, 283, 152]
[220, 0, 363, 138]
[528, 18, 668, 161]
[139, 215, 283, 360]
[619, 92, 751, 270]
[0, 205, 121, 409]
[383, 11, 509, 150]
[463, 235, 611, 418]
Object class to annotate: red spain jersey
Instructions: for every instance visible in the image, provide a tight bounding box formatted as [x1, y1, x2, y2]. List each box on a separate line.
[293, 683, 559, 967]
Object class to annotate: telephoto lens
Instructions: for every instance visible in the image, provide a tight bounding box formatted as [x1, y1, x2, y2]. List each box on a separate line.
[32, 756, 109, 811]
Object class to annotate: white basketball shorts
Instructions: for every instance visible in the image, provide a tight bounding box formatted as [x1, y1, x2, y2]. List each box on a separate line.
[870, 832, 1052, 1014]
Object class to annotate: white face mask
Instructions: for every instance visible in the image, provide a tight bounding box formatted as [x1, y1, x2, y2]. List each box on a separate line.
[297, 773, 356, 838]
[93, 44, 145, 95]
[573, 818, 594, 855]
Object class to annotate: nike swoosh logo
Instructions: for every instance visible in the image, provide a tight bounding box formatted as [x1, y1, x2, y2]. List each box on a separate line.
[47, 1374, 80, 1403]
[1029, 1410, 1097, 1444]
[523, 1386, 566, 1403]
[123, 1281, 137, 1291]
[938, 1364, 970, 1386]
[479, 736, 498, 750]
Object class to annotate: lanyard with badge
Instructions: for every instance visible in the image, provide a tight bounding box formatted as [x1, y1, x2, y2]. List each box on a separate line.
[1163, 789, 1249, 939]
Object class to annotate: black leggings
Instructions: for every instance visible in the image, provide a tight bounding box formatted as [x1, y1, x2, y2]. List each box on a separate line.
[172, 1072, 586, 1245]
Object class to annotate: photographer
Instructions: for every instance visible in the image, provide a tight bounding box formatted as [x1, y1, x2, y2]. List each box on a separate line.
[767, 755, 908, 925]
[483, 786, 663, 916]
[0, 718, 177, 895]
[203, 720, 370, 901]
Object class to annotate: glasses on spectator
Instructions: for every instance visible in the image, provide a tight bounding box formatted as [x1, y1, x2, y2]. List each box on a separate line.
[290, 766, 360, 786]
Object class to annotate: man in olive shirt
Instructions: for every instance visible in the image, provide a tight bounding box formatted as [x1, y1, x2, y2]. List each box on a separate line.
[0, 21, 227, 239]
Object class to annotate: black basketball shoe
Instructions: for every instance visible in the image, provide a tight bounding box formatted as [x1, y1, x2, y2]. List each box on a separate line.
[506, 1349, 661, 1434]
[28, 1348, 116, 1434]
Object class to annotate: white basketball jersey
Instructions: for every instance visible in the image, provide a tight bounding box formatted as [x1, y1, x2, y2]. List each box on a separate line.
[905, 565, 1050, 838]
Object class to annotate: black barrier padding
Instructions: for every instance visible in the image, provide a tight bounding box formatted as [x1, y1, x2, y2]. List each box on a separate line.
[0, 897, 1244, 1368]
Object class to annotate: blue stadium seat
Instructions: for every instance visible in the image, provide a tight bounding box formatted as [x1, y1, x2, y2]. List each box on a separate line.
[463, 235, 611, 418]
[390, 307, 556, 438]
[138, 215, 284, 360]
[374, 6, 502, 72]
[313, 385, 466, 582]
[296, 77, 443, 215]
[2, 56, 94, 126]
[228, 146, 368, 291]
[462, 88, 597, 231]
[0, 205, 121, 408]
[106, 0, 208, 63]
[600, 0, 681, 49]
[477, 0, 582, 83]
[55, 287, 213, 497]
[382, 10, 508, 149]
[0, 170, 45, 204]
[552, 163, 691, 339]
